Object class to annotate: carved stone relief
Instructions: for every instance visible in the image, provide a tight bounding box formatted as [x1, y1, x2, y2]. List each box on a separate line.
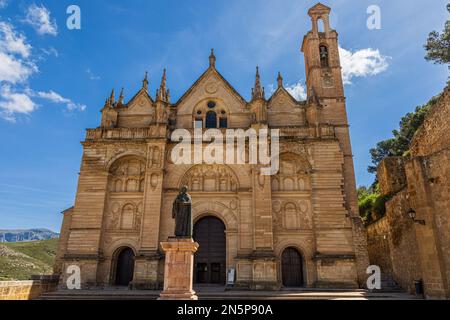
[322, 70, 334, 88]
[108, 157, 146, 193]
[271, 153, 311, 192]
[272, 199, 312, 230]
[106, 200, 143, 231]
[148, 146, 163, 168]
[181, 165, 238, 192]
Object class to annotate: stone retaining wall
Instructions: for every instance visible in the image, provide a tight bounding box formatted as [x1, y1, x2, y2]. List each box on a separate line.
[0, 277, 58, 300]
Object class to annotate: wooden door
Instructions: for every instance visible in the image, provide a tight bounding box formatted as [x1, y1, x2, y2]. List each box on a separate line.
[193, 217, 226, 284]
[115, 248, 135, 286]
[281, 247, 303, 287]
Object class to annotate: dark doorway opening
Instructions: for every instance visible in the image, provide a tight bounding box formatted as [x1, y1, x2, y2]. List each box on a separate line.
[114, 247, 135, 286]
[193, 216, 226, 285]
[281, 247, 304, 287]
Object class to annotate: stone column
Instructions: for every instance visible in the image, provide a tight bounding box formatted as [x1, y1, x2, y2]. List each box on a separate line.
[159, 238, 199, 300]
[250, 163, 278, 289]
[136, 137, 166, 289]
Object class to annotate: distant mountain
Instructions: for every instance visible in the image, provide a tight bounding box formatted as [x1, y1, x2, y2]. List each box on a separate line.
[0, 238, 58, 280]
[0, 229, 59, 243]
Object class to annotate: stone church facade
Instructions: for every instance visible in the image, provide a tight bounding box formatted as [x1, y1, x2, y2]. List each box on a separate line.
[55, 3, 369, 290]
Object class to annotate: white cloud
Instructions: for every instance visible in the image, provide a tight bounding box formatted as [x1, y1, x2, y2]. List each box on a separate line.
[0, 22, 37, 84]
[0, 85, 38, 122]
[0, 19, 85, 122]
[0, 22, 32, 58]
[41, 46, 58, 58]
[267, 81, 307, 101]
[285, 81, 307, 101]
[0, 51, 36, 83]
[24, 4, 58, 36]
[339, 47, 390, 84]
[86, 68, 100, 80]
[35, 90, 87, 112]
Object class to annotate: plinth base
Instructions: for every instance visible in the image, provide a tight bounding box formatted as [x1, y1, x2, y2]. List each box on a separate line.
[158, 290, 198, 300]
[158, 238, 199, 301]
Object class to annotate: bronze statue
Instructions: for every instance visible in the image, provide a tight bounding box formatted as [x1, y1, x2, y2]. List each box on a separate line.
[172, 186, 193, 238]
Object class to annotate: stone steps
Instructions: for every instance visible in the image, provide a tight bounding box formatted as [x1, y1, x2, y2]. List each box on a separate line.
[370, 273, 405, 293]
[38, 288, 419, 300]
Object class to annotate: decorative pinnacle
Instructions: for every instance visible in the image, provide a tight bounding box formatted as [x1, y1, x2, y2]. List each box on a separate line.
[157, 68, 169, 102]
[109, 88, 115, 105]
[209, 49, 216, 68]
[101, 98, 110, 111]
[252, 66, 264, 101]
[142, 71, 149, 91]
[277, 72, 283, 88]
[118, 87, 124, 104]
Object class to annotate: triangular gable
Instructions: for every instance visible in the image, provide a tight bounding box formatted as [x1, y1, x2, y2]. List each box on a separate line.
[175, 67, 247, 113]
[268, 87, 303, 112]
[308, 3, 331, 15]
[120, 89, 155, 115]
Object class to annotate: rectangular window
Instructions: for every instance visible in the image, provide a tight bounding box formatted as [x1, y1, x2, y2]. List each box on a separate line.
[219, 118, 227, 128]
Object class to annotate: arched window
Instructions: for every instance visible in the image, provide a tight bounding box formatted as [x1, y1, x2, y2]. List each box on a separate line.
[319, 45, 329, 67]
[317, 18, 325, 33]
[219, 111, 227, 128]
[205, 111, 217, 128]
[219, 117, 227, 128]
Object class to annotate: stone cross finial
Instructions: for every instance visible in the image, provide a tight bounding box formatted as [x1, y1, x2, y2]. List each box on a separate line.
[277, 72, 283, 88]
[209, 49, 216, 68]
[142, 71, 149, 91]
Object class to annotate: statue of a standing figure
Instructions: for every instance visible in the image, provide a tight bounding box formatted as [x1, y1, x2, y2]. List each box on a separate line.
[172, 186, 193, 238]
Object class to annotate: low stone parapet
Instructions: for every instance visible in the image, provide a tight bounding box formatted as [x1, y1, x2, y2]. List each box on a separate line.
[0, 276, 59, 300]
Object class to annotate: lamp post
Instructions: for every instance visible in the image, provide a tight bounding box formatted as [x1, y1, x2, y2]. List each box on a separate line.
[407, 209, 426, 225]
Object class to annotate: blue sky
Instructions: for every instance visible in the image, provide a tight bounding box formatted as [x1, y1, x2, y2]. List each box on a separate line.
[0, 0, 448, 232]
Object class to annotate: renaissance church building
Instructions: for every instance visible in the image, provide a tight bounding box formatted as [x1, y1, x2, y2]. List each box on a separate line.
[55, 4, 369, 290]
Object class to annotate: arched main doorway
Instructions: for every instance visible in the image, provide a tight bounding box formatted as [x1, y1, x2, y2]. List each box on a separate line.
[281, 247, 304, 287]
[193, 216, 226, 284]
[114, 247, 135, 286]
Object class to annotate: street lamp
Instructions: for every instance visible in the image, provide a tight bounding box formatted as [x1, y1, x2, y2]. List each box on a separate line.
[407, 209, 426, 225]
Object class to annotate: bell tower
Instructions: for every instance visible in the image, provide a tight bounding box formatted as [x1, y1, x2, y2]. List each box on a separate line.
[301, 3, 344, 100]
[302, 3, 370, 286]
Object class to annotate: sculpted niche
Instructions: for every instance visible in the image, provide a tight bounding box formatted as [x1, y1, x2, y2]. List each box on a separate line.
[181, 164, 238, 192]
[108, 156, 146, 193]
[272, 152, 311, 192]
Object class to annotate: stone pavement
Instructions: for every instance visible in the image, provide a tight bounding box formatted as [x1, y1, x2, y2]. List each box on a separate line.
[39, 287, 420, 300]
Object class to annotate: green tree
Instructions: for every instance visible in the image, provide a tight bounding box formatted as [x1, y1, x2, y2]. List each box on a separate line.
[424, 4, 450, 65]
[357, 184, 391, 224]
[367, 96, 439, 174]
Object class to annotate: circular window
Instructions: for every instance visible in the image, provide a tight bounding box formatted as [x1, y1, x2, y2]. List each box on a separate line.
[197, 110, 202, 115]
[207, 101, 216, 109]
[221, 110, 226, 115]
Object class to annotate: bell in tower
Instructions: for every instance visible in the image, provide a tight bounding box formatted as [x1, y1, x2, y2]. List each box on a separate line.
[301, 3, 344, 101]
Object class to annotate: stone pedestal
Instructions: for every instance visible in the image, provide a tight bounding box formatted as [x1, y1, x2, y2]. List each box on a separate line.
[158, 237, 199, 300]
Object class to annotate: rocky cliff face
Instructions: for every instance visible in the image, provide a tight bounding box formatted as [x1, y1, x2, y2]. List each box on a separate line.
[0, 229, 59, 243]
